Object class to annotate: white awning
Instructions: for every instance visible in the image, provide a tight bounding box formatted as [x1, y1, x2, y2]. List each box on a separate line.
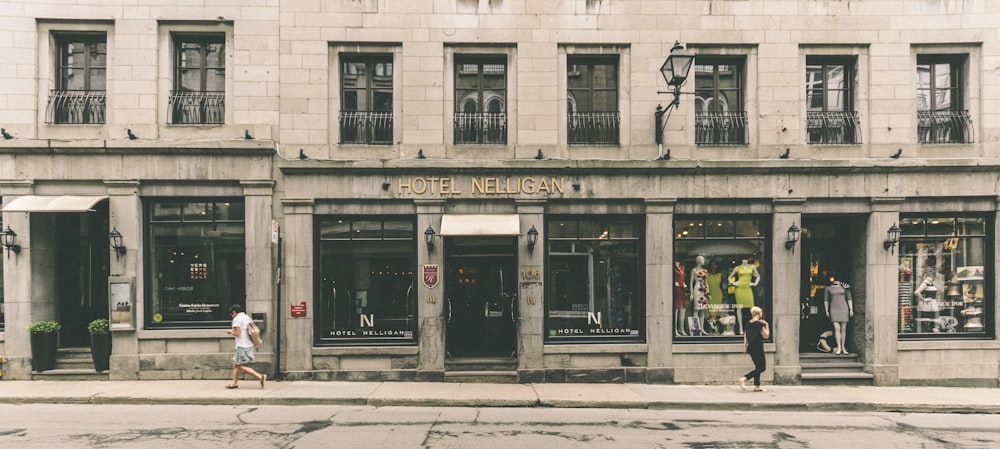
[3, 195, 108, 213]
[439, 214, 521, 236]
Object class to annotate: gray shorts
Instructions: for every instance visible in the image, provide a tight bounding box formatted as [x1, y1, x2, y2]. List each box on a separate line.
[233, 346, 255, 365]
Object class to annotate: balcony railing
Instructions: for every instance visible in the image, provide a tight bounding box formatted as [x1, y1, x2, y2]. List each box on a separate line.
[568, 112, 620, 145]
[339, 111, 393, 144]
[695, 111, 748, 145]
[46, 90, 106, 124]
[918, 110, 973, 144]
[807, 111, 861, 145]
[169, 91, 225, 125]
[454, 112, 507, 145]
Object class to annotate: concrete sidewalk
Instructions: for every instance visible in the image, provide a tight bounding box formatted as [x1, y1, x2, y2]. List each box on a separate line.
[1, 380, 998, 413]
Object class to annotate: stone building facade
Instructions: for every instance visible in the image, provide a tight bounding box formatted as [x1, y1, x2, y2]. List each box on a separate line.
[0, 0, 998, 387]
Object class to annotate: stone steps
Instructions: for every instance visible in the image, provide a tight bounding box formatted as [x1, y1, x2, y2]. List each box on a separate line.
[445, 357, 519, 383]
[800, 352, 873, 385]
[31, 347, 109, 381]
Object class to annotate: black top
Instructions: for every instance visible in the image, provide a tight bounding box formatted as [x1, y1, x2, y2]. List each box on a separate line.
[745, 320, 766, 351]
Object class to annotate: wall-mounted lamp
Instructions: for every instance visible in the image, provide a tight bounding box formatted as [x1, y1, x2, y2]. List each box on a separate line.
[526, 225, 539, 252]
[1, 226, 21, 257]
[884, 222, 901, 253]
[424, 225, 436, 250]
[785, 222, 801, 251]
[108, 227, 127, 258]
[654, 41, 696, 157]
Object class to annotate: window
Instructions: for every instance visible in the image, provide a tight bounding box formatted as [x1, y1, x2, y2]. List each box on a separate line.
[917, 55, 972, 143]
[454, 55, 507, 145]
[340, 54, 393, 144]
[806, 56, 860, 144]
[146, 199, 245, 327]
[897, 215, 990, 337]
[694, 57, 747, 145]
[169, 34, 225, 125]
[546, 217, 642, 342]
[673, 218, 769, 340]
[567, 56, 619, 145]
[46, 33, 106, 124]
[317, 217, 417, 345]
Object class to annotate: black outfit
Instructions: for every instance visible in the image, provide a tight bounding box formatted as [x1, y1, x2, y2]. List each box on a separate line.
[743, 320, 767, 387]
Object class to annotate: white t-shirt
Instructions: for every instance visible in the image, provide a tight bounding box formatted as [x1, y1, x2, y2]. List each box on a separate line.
[231, 312, 254, 348]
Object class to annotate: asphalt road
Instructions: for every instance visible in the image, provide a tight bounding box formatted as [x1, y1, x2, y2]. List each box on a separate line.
[1, 404, 996, 448]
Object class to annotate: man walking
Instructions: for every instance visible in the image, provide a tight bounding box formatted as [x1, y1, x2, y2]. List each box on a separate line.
[225, 305, 266, 389]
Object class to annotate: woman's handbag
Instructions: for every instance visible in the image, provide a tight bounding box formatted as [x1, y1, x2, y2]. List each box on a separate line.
[247, 321, 264, 346]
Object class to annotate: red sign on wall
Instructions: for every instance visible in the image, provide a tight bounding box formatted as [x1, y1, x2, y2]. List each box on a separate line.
[290, 301, 307, 318]
[422, 264, 440, 289]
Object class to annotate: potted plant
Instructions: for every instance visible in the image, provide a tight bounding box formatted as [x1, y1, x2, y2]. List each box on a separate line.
[88, 318, 112, 372]
[28, 320, 61, 372]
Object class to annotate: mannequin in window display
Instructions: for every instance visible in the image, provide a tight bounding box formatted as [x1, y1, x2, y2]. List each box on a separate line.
[673, 261, 688, 336]
[824, 277, 853, 355]
[689, 255, 710, 336]
[729, 259, 761, 334]
[913, 255, 939, 332]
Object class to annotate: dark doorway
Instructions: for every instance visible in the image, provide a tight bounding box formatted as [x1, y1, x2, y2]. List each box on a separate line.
[799, 216, 860, 353]
[56, 205, 110, 347]
[445, 237, 517, 358]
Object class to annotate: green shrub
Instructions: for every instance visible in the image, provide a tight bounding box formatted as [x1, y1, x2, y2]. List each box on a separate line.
[28, 320, 61, 334]
[88, 318, 110, 334]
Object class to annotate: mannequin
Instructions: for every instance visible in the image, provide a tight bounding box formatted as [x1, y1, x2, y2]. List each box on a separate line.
[673, 261, 688, 336]
[913, 255, 939, 332]
[824, 278, 853, 355]
[729, 259, 760, 334]
[689, 255, 710, 335]
[706, 259, 725, 319]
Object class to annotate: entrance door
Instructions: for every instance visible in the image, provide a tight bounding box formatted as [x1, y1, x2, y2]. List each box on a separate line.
[799, 216, 859, 353]
[445, 237, 517, 358]
[55, 207, 110, 348]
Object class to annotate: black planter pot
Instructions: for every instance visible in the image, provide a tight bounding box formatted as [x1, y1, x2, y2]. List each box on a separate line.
[90, 333, 112, 372]
[30, 332, 58, 372]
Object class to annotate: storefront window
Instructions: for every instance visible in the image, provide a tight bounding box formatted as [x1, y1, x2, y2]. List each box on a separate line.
[898, 215, 991, 336]
[545, 217, 643, 342]
[146, 199, 245, 328]
[673, 218, 768, 340]
[317, 217, 416, 345]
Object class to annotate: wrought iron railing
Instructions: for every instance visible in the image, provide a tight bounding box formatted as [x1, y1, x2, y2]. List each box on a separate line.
[454, 112, 507, 145]
[807, 111, 861, 144]
[339, 111, 393, 144]
[918, 110, 972, 144]
[169, 91, 225, 125]
[568, 111, 620, 145]
[46, 90, 106, 124]
[695, 111, 748, 145]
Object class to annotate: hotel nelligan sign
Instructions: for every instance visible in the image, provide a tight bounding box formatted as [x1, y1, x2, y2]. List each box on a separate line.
[397, 176, 566, 195]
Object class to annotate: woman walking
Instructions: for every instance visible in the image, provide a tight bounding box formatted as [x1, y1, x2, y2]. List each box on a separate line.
[738, 306, 770, 392]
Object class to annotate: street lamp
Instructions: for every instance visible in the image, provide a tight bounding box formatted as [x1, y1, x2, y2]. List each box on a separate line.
[654, 41, 695, 158]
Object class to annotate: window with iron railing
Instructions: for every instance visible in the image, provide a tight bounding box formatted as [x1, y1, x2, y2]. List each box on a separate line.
[341, 54, 393, 144]
[694, 58, 746, 145]
[917, 55, 971, 144]
[455, 56, 507, 145]
[695, 111, 748, 145]
[567, 55, 619, 145]
[806, 111, 861, 145]
[49, 34, 106, 124]
[172, 34, 225, 125]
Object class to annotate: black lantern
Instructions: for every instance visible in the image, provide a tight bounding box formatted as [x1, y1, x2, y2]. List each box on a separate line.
[108, 227, 127, 257]
[884, 222, 901, 252]
[526, 225, 539, 252]
[660, 41, 695, 88]
[785, 222, 801, 250]
[424, 225, 436, 250]
[1, 226, 20, 257]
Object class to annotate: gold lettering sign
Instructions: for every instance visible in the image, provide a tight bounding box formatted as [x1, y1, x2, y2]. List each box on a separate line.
[398, 177, 564, 195]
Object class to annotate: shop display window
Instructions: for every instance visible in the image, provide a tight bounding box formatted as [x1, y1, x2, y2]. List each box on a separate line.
[673, 217, 768, 340]
[146, 199, 246, 328]
[898, 215, 990, 336]
[317, 217, 416, 345]
[545, 217, 642, 342]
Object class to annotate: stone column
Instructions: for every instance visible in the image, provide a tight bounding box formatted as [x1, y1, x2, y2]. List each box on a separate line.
[415, 200, 445, 381]
[0, 181, 35, 379]
[772, 198, 804, 385]
[645, 198, 676, 383]
[280, 198, 315, 373]
[868, 197, 904, 385]
[242, 181, 275, 373]
[106, 180, 141, 380]
[516, 199, 545, 382]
